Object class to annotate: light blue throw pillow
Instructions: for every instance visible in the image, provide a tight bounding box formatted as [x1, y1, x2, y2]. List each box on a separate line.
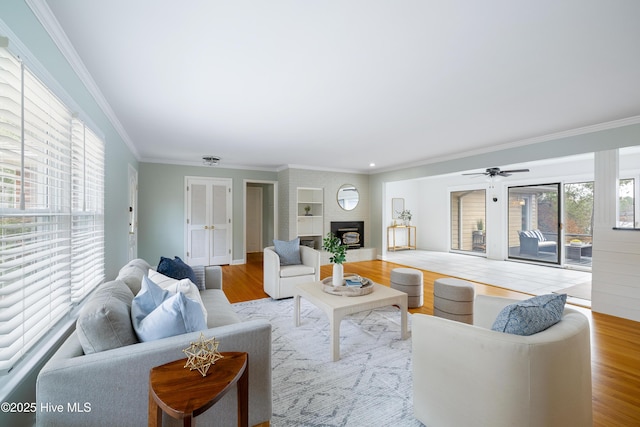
[131, 275, 171, 323]
[131, 275, 206, 342]
[273, 238, 302, 265]
[491, 293, 567, 336]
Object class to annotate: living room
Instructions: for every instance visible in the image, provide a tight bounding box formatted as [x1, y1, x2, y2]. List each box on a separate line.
[1, 1, 640, 426]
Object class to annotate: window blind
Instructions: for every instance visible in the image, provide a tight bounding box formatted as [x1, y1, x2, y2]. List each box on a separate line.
[0, 47, 104, 373]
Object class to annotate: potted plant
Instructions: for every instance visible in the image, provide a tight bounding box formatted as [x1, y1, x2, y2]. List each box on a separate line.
[304, 205, 311, 216]
[476, 219, 484, 233]
[398, 209, 412, 226]
[322, 232, 347, 286]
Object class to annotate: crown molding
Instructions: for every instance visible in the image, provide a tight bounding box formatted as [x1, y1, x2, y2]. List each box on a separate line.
[373, 115, 640, 175]
[25, 0, 140, 160]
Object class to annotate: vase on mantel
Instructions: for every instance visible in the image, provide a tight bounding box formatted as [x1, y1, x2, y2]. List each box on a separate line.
[332, 263, 344, 287]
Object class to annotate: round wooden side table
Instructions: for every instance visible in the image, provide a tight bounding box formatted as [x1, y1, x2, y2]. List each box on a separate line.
[148, 351, 248, 427]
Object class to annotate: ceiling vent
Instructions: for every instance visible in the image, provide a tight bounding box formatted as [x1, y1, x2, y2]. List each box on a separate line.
[202, 155, 220, 166]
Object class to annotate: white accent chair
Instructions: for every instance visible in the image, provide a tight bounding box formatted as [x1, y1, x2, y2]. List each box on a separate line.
[263, 245, 320, 299]
[412, 294, 592, 427]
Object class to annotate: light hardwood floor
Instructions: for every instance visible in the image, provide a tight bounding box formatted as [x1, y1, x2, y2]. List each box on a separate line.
[223, 254, 640, 427]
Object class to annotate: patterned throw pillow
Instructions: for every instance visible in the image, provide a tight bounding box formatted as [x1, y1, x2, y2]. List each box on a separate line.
[491, 293, 567, 336]
[273, 238, 302, 265]
[157, 256, 198, 284]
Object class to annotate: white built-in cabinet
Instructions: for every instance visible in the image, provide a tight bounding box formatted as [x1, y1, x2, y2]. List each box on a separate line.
[185, 177, 232, 265]
[297, 187, 323, 249]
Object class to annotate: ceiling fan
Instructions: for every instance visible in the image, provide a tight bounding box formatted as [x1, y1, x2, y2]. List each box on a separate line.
[463, 167, 530, 178]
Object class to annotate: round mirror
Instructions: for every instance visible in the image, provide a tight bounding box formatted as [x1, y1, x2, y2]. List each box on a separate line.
[337, 184, 359, 211]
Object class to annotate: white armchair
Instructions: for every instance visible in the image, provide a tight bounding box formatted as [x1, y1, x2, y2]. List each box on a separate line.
[412, 295, 592, 427]
[263, 245, 320, 299]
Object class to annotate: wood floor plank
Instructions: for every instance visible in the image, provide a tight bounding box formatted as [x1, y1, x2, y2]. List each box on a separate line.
[222, 255, 640, 426]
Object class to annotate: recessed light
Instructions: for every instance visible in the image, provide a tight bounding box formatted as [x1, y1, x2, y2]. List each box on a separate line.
[369, 162, 376, 167]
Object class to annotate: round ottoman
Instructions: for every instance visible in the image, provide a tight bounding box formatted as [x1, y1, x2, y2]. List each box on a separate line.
[433, 278, 475, 324]
[390, 268, 423, 308]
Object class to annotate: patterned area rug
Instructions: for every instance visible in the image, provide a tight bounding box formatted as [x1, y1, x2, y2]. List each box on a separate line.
[232, 297, 421, 427]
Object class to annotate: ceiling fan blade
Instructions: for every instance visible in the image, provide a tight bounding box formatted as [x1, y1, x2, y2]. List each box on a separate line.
[501, 169, 530, 173]
[461, 172, 488, 176]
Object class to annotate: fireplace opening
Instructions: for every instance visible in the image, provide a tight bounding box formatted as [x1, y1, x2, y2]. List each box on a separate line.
[330, 221, 364, 250]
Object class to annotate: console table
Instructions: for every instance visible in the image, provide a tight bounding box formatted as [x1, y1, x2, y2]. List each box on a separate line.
[387, 225, 416, 251]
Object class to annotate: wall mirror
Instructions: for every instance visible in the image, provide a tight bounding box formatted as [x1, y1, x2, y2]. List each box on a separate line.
[392, 198, 405, 219]
[337, 184, 359, 211]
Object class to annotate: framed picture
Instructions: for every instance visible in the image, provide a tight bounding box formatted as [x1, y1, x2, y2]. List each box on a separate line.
[392, 198, 404, 219]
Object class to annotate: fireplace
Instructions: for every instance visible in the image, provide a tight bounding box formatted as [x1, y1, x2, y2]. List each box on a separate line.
[330, 221, 364, 250]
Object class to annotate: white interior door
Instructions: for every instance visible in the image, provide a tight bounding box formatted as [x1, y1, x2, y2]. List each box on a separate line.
[186, 177, 232, 265]
[246, 186, 263, 253]
[210, 181, 232, 265]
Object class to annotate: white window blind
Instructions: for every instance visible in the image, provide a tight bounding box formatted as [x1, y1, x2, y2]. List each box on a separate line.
[0, 47, 104, 373]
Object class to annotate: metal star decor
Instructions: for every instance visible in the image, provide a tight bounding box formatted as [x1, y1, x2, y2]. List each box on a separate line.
[182, 333, 224, 377]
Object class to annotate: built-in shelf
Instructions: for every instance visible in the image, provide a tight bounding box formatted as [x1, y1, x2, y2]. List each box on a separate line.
[297, 187, 323, 249]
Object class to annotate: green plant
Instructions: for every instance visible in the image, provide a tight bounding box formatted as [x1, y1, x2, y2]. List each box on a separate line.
[322, 232, 347, 264]
[477, 218, 484, 231]
[397, 209, 412, 222]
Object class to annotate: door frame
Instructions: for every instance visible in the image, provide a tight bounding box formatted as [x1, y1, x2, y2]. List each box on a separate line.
[507, 182, 562, 265]
[127, 164, 138, 261]
[244, 179, 278, 262]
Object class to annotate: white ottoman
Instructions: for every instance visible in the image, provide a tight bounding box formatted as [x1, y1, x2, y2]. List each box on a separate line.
[433, 278, 475, 324]
[390, 268, 423, 308]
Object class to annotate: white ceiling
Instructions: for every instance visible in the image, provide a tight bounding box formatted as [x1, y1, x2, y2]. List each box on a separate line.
[41, 0, 640, 173]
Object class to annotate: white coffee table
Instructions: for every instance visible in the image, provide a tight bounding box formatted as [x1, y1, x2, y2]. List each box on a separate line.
[293, 281, 409, 361]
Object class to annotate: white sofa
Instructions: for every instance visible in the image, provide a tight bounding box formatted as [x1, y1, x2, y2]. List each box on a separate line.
[263, 245, 320, 299]
[412, 294, 592, 427]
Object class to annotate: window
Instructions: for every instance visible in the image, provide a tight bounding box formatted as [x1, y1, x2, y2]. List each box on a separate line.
[619, 178, 635, 228]
[0, 48, 104, 373]
[450, 189, 486, 253]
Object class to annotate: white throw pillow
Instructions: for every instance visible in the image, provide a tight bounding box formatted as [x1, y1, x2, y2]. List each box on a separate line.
[131, 275, 206, 342]
[148, 269, 208, 324]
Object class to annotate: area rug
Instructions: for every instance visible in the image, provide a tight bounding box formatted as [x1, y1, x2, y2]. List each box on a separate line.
[232, 298, 421, 427]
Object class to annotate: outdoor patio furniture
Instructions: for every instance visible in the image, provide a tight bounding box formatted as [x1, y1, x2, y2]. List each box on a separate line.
[518, 230, 557, 256]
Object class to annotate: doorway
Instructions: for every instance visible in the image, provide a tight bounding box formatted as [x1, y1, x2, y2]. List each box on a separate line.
[508, 183, 561, 265]
[244, 180, 278, 261]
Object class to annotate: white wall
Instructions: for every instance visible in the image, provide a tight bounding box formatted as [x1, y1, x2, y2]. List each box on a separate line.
[384, 153, 598, 257]
[592, 150, 640, 322]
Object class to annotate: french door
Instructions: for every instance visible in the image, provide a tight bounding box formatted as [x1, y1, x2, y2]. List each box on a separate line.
[508, 183, 561, 265]
[185, 177, 232, 265]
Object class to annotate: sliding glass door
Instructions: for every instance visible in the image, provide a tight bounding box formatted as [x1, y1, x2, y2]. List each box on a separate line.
[563, 182, 593, 267]
[508, 184, 561, 264]
[450, 189, 486, 253]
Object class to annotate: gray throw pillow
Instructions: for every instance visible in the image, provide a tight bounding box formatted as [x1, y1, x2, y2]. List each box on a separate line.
[76, 280, 139, 354]
[273, 238, 302, 265]
[491, 293, 567, 336]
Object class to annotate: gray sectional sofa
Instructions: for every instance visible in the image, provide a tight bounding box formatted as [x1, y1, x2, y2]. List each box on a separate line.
[36, 259, 272, 427]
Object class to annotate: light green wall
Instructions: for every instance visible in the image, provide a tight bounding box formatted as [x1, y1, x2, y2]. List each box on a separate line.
[138, 163, 277, 263]
[284, 168, 370, 243]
